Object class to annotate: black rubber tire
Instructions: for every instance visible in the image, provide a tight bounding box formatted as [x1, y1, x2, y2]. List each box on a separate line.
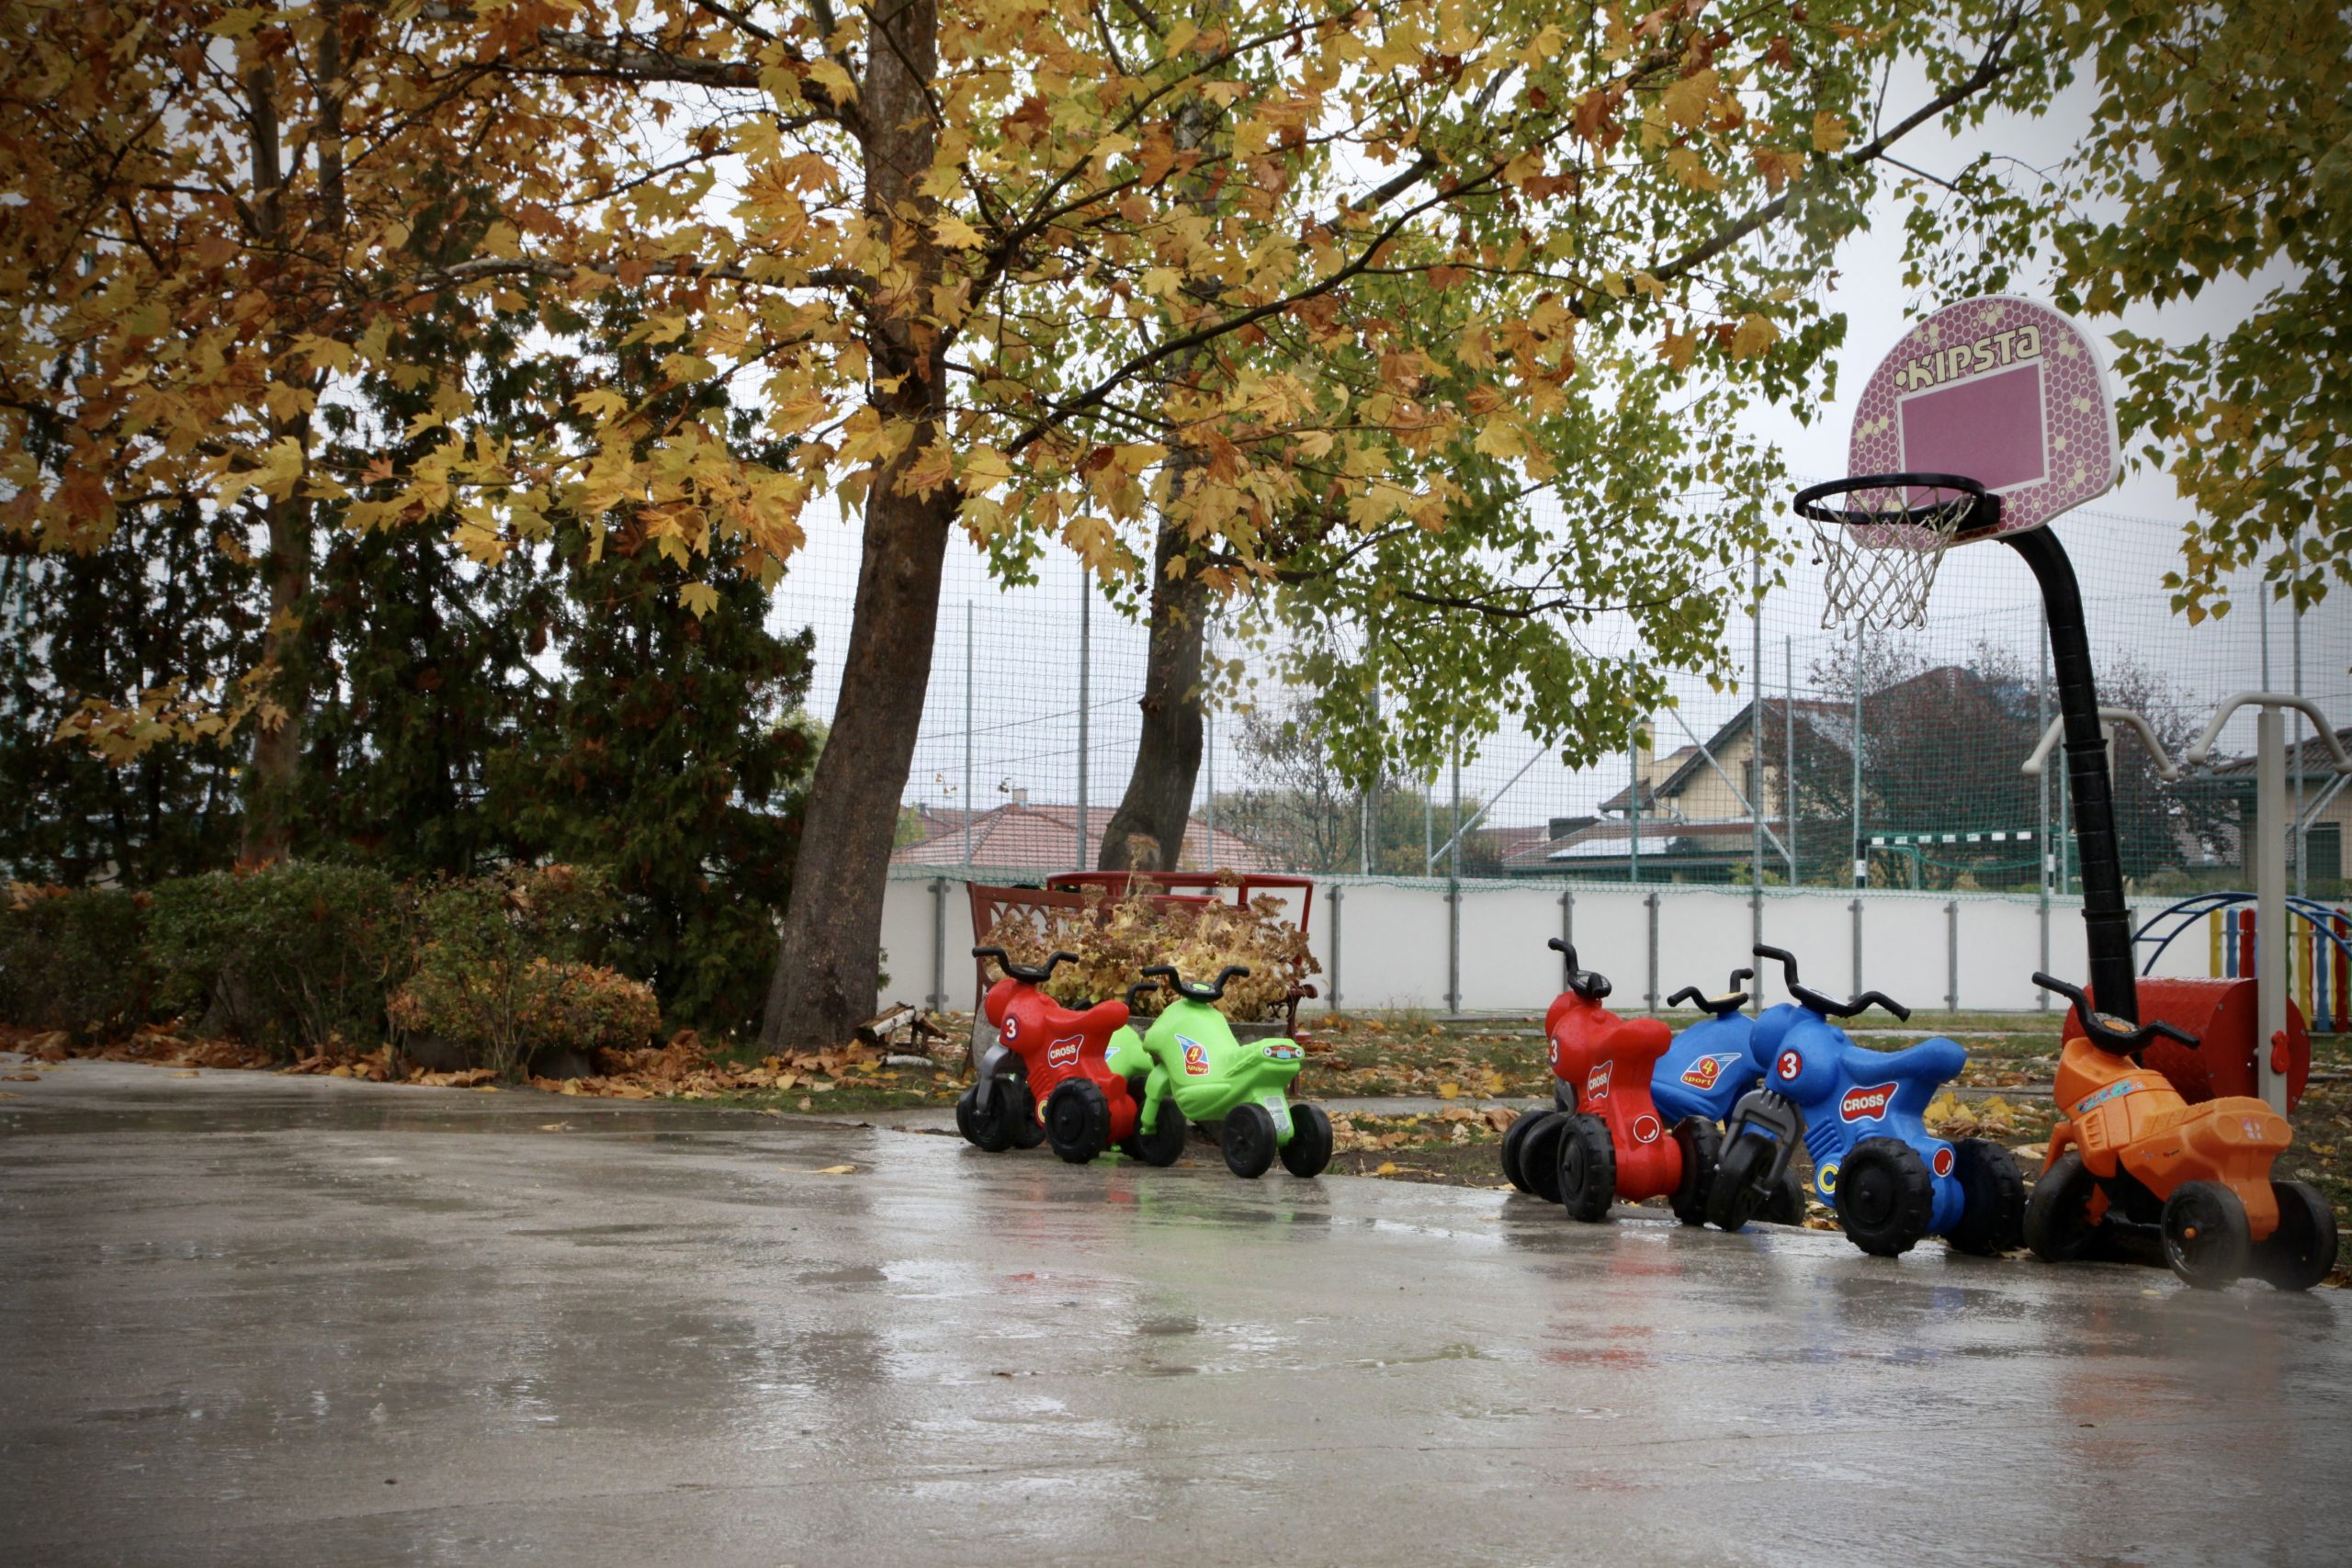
[955, 1085, 979, 1145]
[2162, 1180, 2252, 1290]
[1706, 1131, 1773, 1232]
[1007, 1081, 1046, 1149]
[1279, 1102, 1334, 1178]
[1668, 1117, 1722, 1226]
[1222, 1102, 1279, 1179]
[1836, 1139, 1936, 1258]
[1946, 1138, 2028, 1257]
[1118, 1097, 1188, 1168]
[967, 1078, 1017, 1153]
[2024, 1151, 2107, 1263]
[1519, 1111, 1567, 1205]
[1045, 1079, 1112, 1164]
[2253, 1180, 2340, 1292]
[1499, 1109, 1544, 1192]
[1763, 1166, 1807, 1226]
[1557, 1113, 1617, 1223]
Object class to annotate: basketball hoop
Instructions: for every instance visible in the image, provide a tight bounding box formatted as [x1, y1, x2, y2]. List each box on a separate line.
[1793, 472, 1998, 635]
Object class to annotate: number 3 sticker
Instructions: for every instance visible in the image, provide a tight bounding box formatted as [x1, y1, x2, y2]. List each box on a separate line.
[1777, 1049, 1802, 1080]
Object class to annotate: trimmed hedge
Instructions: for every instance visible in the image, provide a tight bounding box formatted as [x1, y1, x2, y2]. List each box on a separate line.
[146, 863, 405, 1060]
[0, 886, 152, 1039]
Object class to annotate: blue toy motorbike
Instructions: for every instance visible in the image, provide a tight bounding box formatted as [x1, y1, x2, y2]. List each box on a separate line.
[1706, 946, 2024, 1257]
[1649, 966, 1806, 1226]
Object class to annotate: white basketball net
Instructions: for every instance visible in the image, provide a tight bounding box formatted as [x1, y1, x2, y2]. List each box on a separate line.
[1807, 481, 1982, 636]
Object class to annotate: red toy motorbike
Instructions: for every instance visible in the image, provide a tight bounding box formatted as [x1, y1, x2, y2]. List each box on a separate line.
[961, 947, 1149, 1165]
[1502, 940, 1717, 1224]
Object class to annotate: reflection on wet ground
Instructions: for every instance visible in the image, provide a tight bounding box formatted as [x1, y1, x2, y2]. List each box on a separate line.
[3, 1061, 2346, 1567]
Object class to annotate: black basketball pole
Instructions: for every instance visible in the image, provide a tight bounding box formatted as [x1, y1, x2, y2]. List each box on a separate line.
[2003, 528, 2138, 1022]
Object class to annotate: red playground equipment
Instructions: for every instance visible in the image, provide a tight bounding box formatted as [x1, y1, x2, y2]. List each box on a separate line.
[1534, 940, 1718, 1224]
[965, 947, 1148, 1164]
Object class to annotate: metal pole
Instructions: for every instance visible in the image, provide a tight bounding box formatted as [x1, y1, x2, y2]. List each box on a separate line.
[1850, 631, 1866, 889]
[1751, 550, 1764, 920]
[1628, 731, 1642, 885]
[930, 877, 947, 1010]
[1204, 696, 1216, 873]
[962, 601, 974, 867]
[1850, 897, 1864, 998]
[1645, 891, 1660, 1010]
[1076, 570, 1091, 869]
[1329, 885, 1344, 1012]
[2292, 556, 2306, 901]
[1559, 886, 1575, 990]
[2005, 529, 2138, 1021]
[2256, 706, 2289, 1111]
[1785, 637, 1798, 884]
[1945, 899, 1959, 1013]
[1447, 741, 1462, 1013]
[2037, 607, 2051, 1008]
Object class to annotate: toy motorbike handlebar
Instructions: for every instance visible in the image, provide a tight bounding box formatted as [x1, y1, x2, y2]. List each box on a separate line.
[1547, 938, 1613, 1000]
[1667, 965, 1753, 1017]
[1125, 977, 1162, 1010]
[1750, 944, 1910, 1022]
[1140, 963, 1250, 1002]
[972, 945, 1079, 986]
[2032, 972, 2199, 1055]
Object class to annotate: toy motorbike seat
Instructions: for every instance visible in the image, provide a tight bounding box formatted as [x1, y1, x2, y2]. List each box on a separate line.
[1838, 1036, 1964, 1088]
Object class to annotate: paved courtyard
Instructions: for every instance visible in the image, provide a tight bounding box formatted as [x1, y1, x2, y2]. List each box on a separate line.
[4, 1060, 2346, 1566]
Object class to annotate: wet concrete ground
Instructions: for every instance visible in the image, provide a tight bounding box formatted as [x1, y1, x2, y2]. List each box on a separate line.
[4, 1061, 2347, 1567]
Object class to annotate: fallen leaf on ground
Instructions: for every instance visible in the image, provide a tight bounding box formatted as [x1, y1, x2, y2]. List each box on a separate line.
[816, 1164, 857, 1175]
[1374, 1161, 1398, 1175]
[169, 1070, 198, 1079]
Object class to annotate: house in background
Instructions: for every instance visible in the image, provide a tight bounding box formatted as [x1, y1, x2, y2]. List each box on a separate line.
[890, 791, 1285, 875]
[2180, 725, 2351, 895]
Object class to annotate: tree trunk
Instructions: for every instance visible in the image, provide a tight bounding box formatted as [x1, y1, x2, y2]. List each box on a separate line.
[1099, 477, 1209, 873]
[760, 0, 947, 1051]
[239, 61, 309, 863]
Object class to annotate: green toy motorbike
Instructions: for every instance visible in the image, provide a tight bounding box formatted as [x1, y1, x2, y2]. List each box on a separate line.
[1108, 962, 1335, 1179]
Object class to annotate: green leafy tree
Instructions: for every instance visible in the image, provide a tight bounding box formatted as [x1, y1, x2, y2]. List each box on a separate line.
[1906, 1, 2350, 618]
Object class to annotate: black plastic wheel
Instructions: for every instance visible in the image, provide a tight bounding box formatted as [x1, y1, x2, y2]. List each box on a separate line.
[1762, 1166, 1807, 1226]
[1557, 1113, 1617, 1223]
[1007, 1081, 1046, 1148]
[1499, 1109, 1544, 1192]
[967, 1078, 1016, 1153]
[955, 1085, 979, 1145]
[2253, 1180, 2340, 1292]
[1279, 1101, 1334, 1178]
[1668, 1117, 1722, 1226]
[1706, 1131, 1774, 1231]
[1118, 1097, 1188, 1168]
[1836, 1139, 1936, 1258]
[1519, 1111, 1567, 1204]
[1946, 1138, 2027, 1257]
[2024, 1150, 2107, 1263]
[2162, 1180, 2252, 1290]
[1222, 1102, 1278, 1179]
[1044, 1079, 1111, 1164]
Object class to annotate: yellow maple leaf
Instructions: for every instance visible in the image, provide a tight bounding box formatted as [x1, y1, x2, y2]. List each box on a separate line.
[1811, 111, 1851, 153]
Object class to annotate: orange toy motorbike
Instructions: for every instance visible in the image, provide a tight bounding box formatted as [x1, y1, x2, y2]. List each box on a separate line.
[2028, 974, 2337, 1291]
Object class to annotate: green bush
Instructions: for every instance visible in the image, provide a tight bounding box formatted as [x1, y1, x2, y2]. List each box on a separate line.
[390, 865, 654, 1077]
[0, 886, 152, 1037]
[145, 863, 404, 1058]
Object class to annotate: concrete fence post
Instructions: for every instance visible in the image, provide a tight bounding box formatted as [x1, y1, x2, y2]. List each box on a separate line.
[1329, 885, 1344, 1013]
[1645, 893, 1661, 1010]
[1945, 899, 1960, 1012]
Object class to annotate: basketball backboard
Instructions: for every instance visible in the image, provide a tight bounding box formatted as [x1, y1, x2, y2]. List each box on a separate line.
[1848, 295, 2121, 538]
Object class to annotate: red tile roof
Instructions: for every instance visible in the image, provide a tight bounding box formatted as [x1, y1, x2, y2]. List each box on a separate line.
[892, 802, 1288, 873]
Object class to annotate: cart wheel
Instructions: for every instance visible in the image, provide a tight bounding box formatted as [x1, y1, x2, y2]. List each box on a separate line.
[1763, 1165, 1807, 1226]
[1499, 1109, 1544, 1192]
[1279, 1102, 1334, 1178]
[1118, 1098, 1188, 1168]
[2023, 1151, 2107, 1263]
[1519, 1111, 1567, 1205]
[1556, 1113, 1617, 1223]
[1706, 1130, 1773, 1232]
[1222, 1102, 1278, 1179]
[967, 1078, 1016, 1153]
[1836, 1139, 1935, 1258]
[1668, 1117, 1721, 1226]
[2162, 1180, 2252, 1290]
[1946, 1138, 2027, 1256]
[2252, 1180, 2339, 1292]
[1008, 1082, 1046, 1148]
[1045, 1079, 1111, 1164]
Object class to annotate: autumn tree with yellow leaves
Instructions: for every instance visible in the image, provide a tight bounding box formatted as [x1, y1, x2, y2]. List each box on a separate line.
[6, 1, 2066, 1050]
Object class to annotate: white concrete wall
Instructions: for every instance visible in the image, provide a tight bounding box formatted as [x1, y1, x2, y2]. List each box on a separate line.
[883, 871, 2221, 1017]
